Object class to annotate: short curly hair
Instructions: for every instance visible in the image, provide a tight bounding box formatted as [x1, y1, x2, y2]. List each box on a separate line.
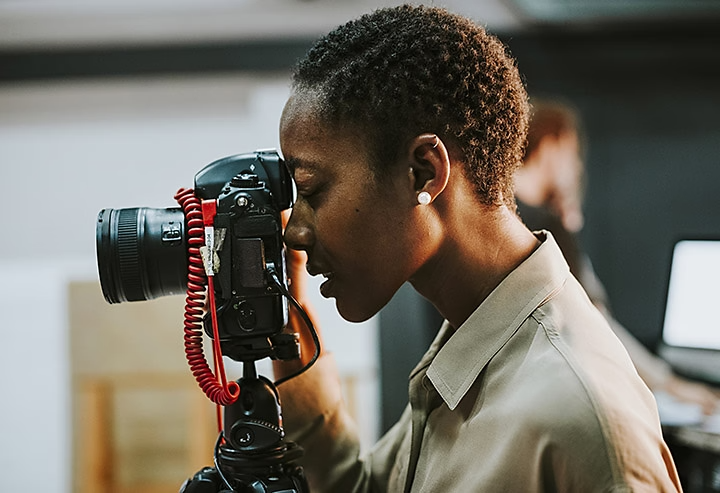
[291, 4, 529, 206]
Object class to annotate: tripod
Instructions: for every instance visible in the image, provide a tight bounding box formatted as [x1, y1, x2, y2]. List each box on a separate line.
[179, 360, 309, 493]
[179, 268, 319, 493]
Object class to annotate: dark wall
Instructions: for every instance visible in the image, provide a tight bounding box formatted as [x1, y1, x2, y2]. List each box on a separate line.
[502, 23, 720, 349]
[379, 22, 720, 432]
[0, 39, 315, 82]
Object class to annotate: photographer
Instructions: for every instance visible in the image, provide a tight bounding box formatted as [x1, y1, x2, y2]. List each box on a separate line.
[274, 5, 681, 492]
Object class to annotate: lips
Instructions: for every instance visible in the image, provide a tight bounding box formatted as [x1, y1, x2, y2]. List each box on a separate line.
[306, 264, 336, 298]
[318, 273, 336, 298]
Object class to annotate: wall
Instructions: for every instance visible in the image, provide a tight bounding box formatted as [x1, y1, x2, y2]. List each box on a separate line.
[0, 74, 379, 492]
[503, 23, 720, 348]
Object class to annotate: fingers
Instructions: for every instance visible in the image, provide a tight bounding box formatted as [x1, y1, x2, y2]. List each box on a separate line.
[665, 374, 720, 416]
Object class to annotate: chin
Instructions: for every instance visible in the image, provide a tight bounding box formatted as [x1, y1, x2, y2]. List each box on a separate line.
[335, 299, 379, 324]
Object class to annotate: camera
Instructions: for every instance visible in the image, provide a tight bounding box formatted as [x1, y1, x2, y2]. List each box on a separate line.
[96, 149, 295, 361]
[95, 150, 312, 492]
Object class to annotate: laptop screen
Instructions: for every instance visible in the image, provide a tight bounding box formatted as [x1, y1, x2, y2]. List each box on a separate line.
[662, 239, 720, 350]
[659, 239, 720, 384]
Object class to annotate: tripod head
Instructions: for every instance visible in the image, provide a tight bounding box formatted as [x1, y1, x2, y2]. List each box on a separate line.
[179, 362, 309, 493]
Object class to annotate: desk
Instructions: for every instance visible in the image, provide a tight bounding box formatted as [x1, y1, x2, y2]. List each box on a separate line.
[655, 390, 720, 492]
[664, 424, 720, 492]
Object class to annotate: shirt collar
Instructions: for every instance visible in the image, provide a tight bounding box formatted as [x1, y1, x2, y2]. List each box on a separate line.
[425, 231, 570, 410]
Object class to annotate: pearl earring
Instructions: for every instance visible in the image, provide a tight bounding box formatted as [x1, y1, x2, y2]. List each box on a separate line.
[417, 191, 432, 205]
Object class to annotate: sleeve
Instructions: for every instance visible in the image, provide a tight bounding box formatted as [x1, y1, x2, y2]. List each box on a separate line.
[276, 353, 408, 492]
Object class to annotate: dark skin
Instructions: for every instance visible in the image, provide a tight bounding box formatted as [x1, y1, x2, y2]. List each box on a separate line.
[275, 92, 539, 376]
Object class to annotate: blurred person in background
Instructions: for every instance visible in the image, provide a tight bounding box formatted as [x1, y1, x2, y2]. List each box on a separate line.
[514, 99, 720, 414]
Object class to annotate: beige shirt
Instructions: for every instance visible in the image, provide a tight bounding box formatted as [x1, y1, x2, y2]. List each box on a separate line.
[278, 233, 682, 492]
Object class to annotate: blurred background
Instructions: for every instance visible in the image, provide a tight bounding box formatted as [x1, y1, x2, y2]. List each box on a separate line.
[2, 1, 720, 491]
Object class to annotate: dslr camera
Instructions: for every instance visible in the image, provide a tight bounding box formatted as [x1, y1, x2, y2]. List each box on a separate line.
[96, 150, 311, 492]
[96, 149, 296, 362]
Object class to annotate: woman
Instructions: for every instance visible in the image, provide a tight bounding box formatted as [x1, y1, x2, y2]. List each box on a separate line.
[275, 5, 681, 492]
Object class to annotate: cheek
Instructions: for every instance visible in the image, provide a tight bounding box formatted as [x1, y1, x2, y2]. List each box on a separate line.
[316, 175, 415, 267]
[306, 202, 363, 274]
[319, 206, 375, 263]
[326, 207, 417, 321]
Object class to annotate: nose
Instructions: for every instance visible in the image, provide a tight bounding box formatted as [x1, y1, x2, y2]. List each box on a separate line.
[283, 203, 315, 253]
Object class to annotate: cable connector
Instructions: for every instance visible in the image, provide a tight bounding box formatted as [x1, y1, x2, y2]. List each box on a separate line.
[201, 199, 217, 276]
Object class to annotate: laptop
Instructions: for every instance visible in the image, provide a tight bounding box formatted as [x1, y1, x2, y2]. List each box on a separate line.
[658, 238, 720, 385]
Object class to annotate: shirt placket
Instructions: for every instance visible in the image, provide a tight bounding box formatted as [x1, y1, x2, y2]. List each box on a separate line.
[403, 368, 442, 493]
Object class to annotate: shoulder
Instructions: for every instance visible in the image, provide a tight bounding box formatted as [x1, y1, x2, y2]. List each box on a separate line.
[489, 284, 650, 440]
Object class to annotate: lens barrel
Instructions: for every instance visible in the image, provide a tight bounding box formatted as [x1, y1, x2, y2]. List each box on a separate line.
[96, 207, 188, 303]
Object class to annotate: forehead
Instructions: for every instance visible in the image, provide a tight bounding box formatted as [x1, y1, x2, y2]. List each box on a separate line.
[280, 91, 321, 135]
[280, 93, 372, 177]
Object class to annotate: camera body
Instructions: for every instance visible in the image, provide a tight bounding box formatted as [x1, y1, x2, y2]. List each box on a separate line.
[194, 150, 293, 361]
[96, 149, 294, 361]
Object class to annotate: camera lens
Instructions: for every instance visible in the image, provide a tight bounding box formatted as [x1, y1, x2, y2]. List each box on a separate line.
[96, 207, 188, 303]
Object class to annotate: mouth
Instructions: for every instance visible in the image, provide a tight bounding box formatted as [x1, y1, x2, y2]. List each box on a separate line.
[318, 273, 336, 298]
[307, 265, 336, 298]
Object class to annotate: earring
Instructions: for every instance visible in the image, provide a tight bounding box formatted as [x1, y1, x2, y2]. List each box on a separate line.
[417, 191, 432, 205]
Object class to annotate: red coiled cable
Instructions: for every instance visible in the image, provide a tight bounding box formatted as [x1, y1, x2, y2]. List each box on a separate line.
[174, 187, 239, 407]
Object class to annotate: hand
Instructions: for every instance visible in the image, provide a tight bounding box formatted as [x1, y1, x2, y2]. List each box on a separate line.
[664, 373, 720, 416]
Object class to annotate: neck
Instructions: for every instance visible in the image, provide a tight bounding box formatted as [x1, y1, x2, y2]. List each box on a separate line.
[409, 204, 539, 330]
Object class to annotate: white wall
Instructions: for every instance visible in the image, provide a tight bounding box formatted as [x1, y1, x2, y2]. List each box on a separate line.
[0, 74, 379, 492]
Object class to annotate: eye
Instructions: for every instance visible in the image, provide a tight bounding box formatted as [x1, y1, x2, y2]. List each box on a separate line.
[297, 188, 320, 206]
[291, 166, 325, 207]
[295, 182, 326, 209]
[293, 177, 313, 198]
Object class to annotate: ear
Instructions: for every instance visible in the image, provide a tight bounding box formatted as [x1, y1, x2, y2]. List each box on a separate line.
[407, 133, 450, 204]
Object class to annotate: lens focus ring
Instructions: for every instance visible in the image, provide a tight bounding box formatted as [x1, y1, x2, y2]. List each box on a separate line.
[116, 209, 145, 302]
